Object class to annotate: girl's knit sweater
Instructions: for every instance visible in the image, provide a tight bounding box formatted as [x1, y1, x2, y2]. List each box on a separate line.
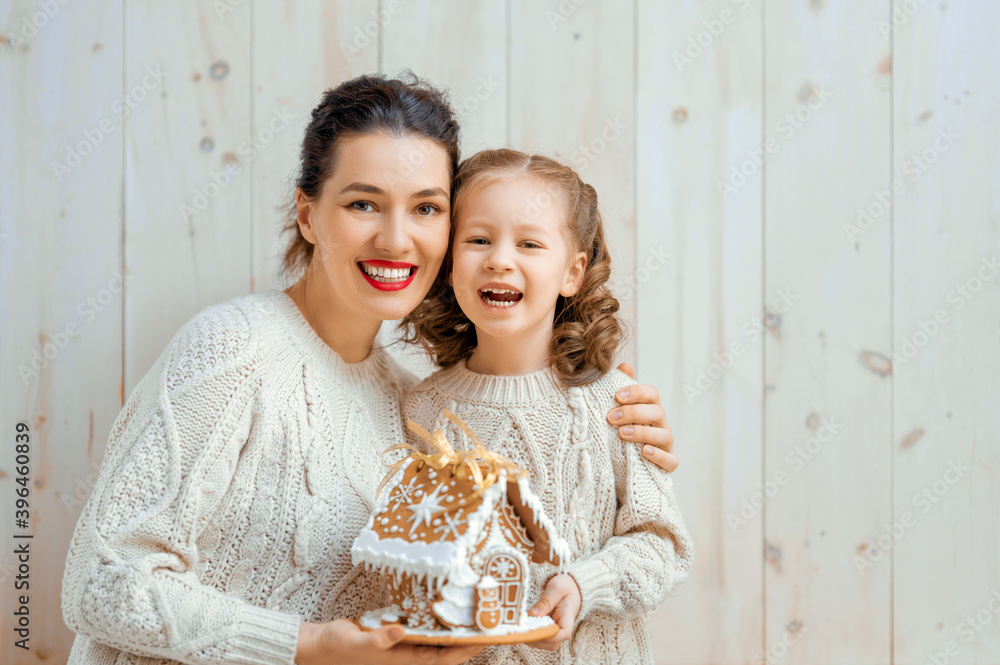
[60, 290, 416, 665]
[401, 359, 695, 665]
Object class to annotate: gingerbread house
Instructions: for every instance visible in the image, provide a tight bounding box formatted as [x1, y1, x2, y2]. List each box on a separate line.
[351, 413, 570, 636]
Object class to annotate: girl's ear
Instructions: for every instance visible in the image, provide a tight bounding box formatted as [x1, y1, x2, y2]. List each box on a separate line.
[295, 188, 318, 244]
[560, 251, 588, 298]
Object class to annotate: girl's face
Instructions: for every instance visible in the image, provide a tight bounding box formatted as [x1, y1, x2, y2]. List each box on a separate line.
[450, 176, 586, 344]
[296, 133, 452, 323]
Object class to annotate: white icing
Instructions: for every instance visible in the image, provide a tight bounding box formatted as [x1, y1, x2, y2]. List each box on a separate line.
[408, 483, 447, 535]
[514, 476, 572, 570]
[360, 607, 554, 637]
[476, 575, 499, 590]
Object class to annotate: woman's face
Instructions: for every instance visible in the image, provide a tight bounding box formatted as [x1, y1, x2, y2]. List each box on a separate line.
[297, 133, 452, 323]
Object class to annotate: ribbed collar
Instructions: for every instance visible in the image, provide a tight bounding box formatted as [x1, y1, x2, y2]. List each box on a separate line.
[432, 357, 564, 407]
[264, 289, 391, 388]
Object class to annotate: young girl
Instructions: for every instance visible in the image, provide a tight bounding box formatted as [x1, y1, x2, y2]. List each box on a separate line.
[401, 149, 694, 664]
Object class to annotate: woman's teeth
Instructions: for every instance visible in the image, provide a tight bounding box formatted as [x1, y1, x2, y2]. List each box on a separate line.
[361, 263, 413, 282]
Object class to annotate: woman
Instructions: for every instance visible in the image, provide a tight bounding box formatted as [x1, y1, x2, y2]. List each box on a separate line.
[60, 74, 679, 665]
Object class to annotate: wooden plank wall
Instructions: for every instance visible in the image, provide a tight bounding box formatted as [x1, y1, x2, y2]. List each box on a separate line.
[1, 1, 997, 663]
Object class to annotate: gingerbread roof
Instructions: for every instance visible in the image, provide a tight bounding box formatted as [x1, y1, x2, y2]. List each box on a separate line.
[352, 457, 570, 584]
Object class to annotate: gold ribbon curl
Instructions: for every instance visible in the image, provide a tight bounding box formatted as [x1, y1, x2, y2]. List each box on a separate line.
[376, 409, 528, 498]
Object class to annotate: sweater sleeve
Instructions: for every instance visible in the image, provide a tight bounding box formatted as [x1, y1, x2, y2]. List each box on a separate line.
[60, 302, 302, 665]
[565, 376, 695, 623]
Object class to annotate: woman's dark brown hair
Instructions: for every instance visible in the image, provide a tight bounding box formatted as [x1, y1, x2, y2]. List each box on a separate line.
[402, 149, 624, 387]
[280, 72, 460, 281]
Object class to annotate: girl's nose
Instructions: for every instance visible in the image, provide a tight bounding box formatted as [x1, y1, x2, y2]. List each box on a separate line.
[484, 244, 515, 272]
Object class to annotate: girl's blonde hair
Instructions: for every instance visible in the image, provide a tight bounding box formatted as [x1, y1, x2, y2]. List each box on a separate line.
[401, 148, 623, 387]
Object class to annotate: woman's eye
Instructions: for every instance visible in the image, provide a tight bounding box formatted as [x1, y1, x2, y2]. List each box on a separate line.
[416, 204, 438, 216]
[350, 201, 375, 213]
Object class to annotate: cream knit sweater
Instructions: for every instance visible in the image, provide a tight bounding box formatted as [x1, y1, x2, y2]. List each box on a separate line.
[61, 290, 417, 665]
[401, 360, 695, 665]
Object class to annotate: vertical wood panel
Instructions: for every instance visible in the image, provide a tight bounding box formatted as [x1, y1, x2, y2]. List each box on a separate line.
[251, 0, 379, 295]
[764, 1, 892, 662]
[0, 1, 123, 661]
[124, 1, 252, 392]
[381, 0, 505, 156]
[892, 2, 1000, 662]
[508, 0, 636, 363]
[379, 0, 507, 380]
[637, 0, 764, 662]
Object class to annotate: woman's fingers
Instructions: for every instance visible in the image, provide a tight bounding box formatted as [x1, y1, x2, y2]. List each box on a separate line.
[642, 445, 679, 472]
[607, 403, 665, 429]
[618, 423, 673, 452]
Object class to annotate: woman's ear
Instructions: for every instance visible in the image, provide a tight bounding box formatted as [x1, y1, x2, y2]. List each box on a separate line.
[295, 188, 318, 245]
[560, 251, 588, 297]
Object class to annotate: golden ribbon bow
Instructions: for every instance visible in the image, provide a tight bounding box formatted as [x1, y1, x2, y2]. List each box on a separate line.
[376, 409, 528, 499]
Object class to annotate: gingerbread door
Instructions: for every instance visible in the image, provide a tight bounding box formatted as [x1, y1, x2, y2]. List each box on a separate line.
[483, 553, 524, 625]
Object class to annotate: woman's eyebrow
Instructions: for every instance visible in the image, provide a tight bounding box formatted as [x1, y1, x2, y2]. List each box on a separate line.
[412, 187, 448, 199]
[339, 182, 383, 195]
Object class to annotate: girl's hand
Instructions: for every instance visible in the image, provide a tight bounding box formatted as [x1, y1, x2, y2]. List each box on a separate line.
[526, 574, 582, 651]
[610, 363, 678, 472]
[297, 619, 484, 665]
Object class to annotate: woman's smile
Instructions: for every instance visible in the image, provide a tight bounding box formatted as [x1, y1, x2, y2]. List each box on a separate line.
[358, 260, 418, 291]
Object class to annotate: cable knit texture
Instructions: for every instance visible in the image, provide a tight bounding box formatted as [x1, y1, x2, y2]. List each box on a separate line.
[402, 360, 695, 665]
[61, 290, 417, 665]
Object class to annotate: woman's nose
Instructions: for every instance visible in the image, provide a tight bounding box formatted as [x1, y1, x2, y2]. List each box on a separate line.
[373, 211, 414, 255]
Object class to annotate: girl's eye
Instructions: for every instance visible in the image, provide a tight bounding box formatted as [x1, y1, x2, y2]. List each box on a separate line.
[350, 201, 375, 213]
[468, 238, 489, 245]
[521, 241, 542, 249]
[416, 204, 439, 216]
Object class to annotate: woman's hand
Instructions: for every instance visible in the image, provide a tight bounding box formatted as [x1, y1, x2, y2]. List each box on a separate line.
[610, 363, 678, 472]
[526, 574, 582, 651]
[297, 619, 483, 665]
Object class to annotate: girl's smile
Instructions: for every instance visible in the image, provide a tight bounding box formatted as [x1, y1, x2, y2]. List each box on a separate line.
[477, 282, 524, 310]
